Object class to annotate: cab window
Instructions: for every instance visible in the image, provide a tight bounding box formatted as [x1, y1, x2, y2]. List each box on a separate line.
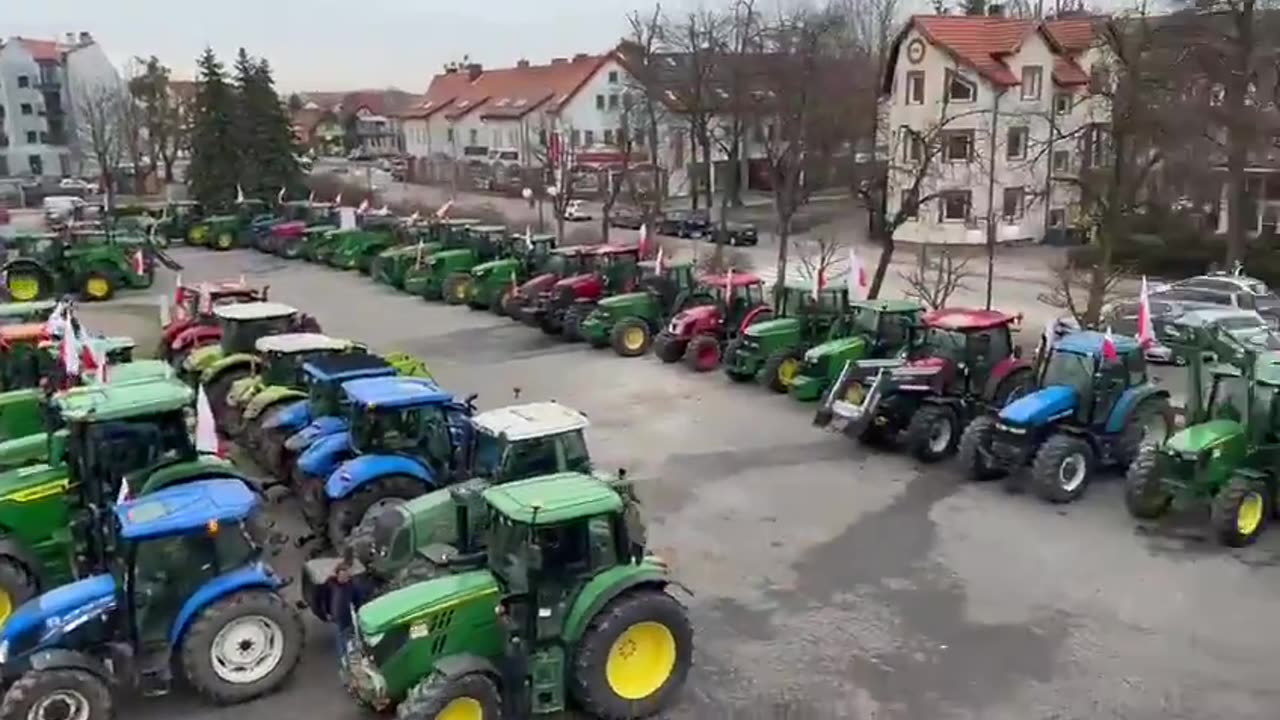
[559, 430, 591, 473]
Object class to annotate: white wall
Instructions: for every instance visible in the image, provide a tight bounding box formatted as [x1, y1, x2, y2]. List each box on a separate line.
[0, 42, 65, 177]
[63, 42, 123, 178]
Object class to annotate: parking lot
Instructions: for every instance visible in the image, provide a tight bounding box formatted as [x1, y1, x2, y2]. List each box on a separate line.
[113, 247, 1280, 720]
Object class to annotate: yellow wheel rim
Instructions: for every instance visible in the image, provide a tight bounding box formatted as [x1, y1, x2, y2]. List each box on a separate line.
[86, 277, 109, 299]
[1237, 491, 1264, 536]
[216, 233, 233, 248]
[844, 383, 866, 405]
[7, 276, 39, 301]
[605, 621, 677, 701]
[454, 283, 468, 300]
[189, 226, 207, 241]
[624, 326, 646, 351]
[436, 697, 483, 720]
[777, 357, 800, 385]
[0, 590, 12, 625]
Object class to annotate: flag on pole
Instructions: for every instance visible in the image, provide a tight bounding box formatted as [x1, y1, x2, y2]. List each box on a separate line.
[725, 267, 734, 300]
[1137, 276, 1155, 348]
[378, 204, 389, 215]
[525, 225, 534, 250]
[638, 223, 649, 258]
[357, 198, 370, 214]
[1102, 327, 1119, 362]
[173, 273, 184, 308]
[199, 284, 213, 315]
[308, 190, 316, 204]
[194, 384, 222, 456]
[236, 184, 245, 203]
[510, 268, 519, 292]
[131, 249, 146, 276]
[239, 274, 246, 286]
[654, 245, 665, 275]
[409, 210, 421, 224]
[277, 186, 286, 203]
[44, 300, 68, 338]
[812, 264, 826, 303]
[59, 321, 81, 378]
[435, 199, 454, 218]
[335, 192, 343, 207]
[847, 247, 869, 301]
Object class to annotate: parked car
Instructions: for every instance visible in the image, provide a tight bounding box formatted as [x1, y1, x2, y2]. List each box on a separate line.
[710, 221, 759, 246]
[1152, 284, 1280, 329]
[656, 209, 711, 238]
[57, 177, 98, 194]
[42, 195, 86, 222]
[563, 199, 593, 222]
[609, 206, 645, 229]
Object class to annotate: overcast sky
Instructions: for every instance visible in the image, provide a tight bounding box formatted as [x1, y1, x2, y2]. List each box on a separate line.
[6, 0, 722, 94]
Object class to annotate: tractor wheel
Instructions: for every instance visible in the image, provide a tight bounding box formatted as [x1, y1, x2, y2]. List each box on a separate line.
[1030, 433, 1097, 504]
[326, 474, 424, 549]
[204, 369, 252, 434]
[683, 334, 722, 372]
[399, 671, 502, 720]
[539, 311, 564, 336]
[957, 415, 1004, 481]
[761, 348, 803, 394]
[180, 590, 303, 705]
[0, 669, 112, 720]
[903, 405, 960, 462]
[611, 319, 652, 357]
[653, 332, 687, 364]
[1123, 444, 1172, 520]
[4, 267, 50, 302]
[563, 305, 590, 343]
[491, 289, 511, 316]
[0, 558, 36, 627]
[213, 230, 236, 251]
[282, 241, 302, 260]
[499, 289, 519, 317]
[722, 339, 754, 382]
[568, 589, 693, 720]
[443, 275, 470, 306]
[1211, 475, 1272, 547]
[80, 271, 115, 302]
[1117, 397, 1175, 468]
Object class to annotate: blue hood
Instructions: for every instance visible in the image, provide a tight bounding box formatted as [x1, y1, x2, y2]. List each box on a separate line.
[285, 415, 347, 452]
[297, 431, 352, 477]
[2, 574, 117, 644]
[262, 400, 311, 433]
[999, 385, 1079, 427]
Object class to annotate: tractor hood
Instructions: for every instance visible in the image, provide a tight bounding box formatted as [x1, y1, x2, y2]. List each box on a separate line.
[271, 221, 306, 237]
[1165, 419, 1244, 455]
[0, 462, 69, 502]
[554, 273, 596, 290]
[357, 568, 499, 636]
[805, 335, 866, 361]
[286, 416, 347, 449]
[519, 272, 558, 294]
[0, 431, 55, 471]
[599, 291, 649, 309]
[999, 385, 1078, 427]
[744, 317, 800, 340]
[471, 258, 518, 275]
[184, 344, 225, 374]
[671, 305, 720, 326]
[0, 573, 116, 645]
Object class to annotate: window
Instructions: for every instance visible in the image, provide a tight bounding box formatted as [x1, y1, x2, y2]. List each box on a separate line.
[584, 130, 594, 145]
[1052, 149, 1071, 173]
[19, 104, 32, 116]
[608, 70, 619, 83]
[28, 155, 42, 175]
[1021, 66, 1042, 101]
[16, 76, 28, 89]
[945, 71, 976, 102]
[1049, 208, 1066, 227]
[901, 189, 919, 220]
[596, 94, 605, 110]
[571, 129, 581, 146]
[905, 71, 925, 105]
[1002, 186, 1025, 220]
[608, 94, 619, 109]
[25, 131, 36, 144]
[1054, 93, 1073, 115]
[38, 132, 47, 143]
[900, 127, 923, 163]
[940, 191, 971, 222]
[1006, 126, 1027, 160]
[604, 129, 614, 145]
[446, 127, 455, 143]
[942, 130, 973, 162]
[469, 128, 478, 145]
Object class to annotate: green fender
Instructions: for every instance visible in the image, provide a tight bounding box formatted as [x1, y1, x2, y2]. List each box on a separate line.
[562, 559, 673, 644]
[384, 352, 434, 379]
[135, 456, 256, 495]
[227, 374, 263, 408]
[244, 386, 307, 421]
[184, 345, 225, 376]
[200, 353, 257, 386]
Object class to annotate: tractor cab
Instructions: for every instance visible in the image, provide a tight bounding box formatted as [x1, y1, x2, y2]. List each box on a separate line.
[182, 302, 312, 384]
[461, 233, 557, 311]
[470, 401, 593, 481]
[534, 246, 642, 335]
[788, 298, 923, 401]
[653, 271, 769, 369]
[723, 282, 848, 386]
[342, 472, 688, 719]
[578, 259, 698, 356]
[1029, 332, 1145, 426]
[226, 333, 361, 416]
[343, 377, 458, 466]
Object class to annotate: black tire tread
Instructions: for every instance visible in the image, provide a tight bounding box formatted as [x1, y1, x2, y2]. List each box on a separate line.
[1123, 444, 1171, 519]
[903, 404, 958, 463]
[396, 671, 502, 720]
[957, 415, 1003, 481]
[610, 318, 652, 358]
[180, 589, 303, 705]
[0, 669, 112, 720]
[327, 474, 425, 549]
[760, 347, 801, 393]
[1031, 433, 1096, 504]
[1211, 475, 1272, 547]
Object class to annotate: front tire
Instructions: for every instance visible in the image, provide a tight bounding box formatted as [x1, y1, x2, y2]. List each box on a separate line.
[1118, 396, 1175, 468]
[683, 334, 721, 372]
[611, 319, 652, 358]
[204, 369, 252, 434]
[80, 271, 115, 302]
[761, 348, 802, 394]
[569, 590, 693, 720]
[398, 671, 502, 720]
[563, 304, 591, 343]
[442, 274, 470, 306]
[652, 332, 687, 364]
[180, 590, 303, 705]
[0, 669, 112, 720]
[903, 404, 959, 463]
[326, 474, 424, 548]
[1211, 475, 1272, 547]
[1031, 433, 1096, 504]
[1123, 444, 1171, 520]
[956, 415, 1003, 481]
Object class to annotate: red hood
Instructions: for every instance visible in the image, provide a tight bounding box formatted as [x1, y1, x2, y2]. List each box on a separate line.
[271, 221, 306, 238]
[906, 356, 947, 368]
[518, 273, 558, 295]
[554, 273, 596, 289]
[672, 305, 720, 324]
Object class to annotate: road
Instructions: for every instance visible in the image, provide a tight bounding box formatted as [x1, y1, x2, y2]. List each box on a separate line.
[99, 247, 1280, 720]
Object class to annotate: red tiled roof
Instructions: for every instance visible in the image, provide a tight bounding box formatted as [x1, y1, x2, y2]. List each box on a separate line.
[16, 37, 61, 62]
[1052, 56, 1089, 86]
[1044, 17, 1103, 52]
[409, 54, 612, 123]
[905, 15, 1104, 88]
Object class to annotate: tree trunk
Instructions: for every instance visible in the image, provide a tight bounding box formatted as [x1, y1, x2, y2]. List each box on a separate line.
[868, 230, 894, 300]
[774, 211, 791, 300]
[1224, 0, 1256, 268]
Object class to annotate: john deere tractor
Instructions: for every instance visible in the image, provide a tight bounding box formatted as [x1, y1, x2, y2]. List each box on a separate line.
[392, 219, 483, 291]
[1124, 320, 1280, 546]
[722, 283, 851, 389]
[461, 232, 558, 313]
[330, 215, 410, 272]
[149, 200, 205, 244]
[429, 225, 509, 303]
[786, 299, 923, 402]
[579, 260, 698, 357]
[336, 472, 692, 720]
[2, 234, 178, 302]
[957, 330, 1174, 503]
[189, 198, 271, 250]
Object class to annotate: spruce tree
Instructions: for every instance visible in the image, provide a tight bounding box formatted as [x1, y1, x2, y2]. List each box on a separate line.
[234, 49, 301, 202]
[188, 48, 241, 210]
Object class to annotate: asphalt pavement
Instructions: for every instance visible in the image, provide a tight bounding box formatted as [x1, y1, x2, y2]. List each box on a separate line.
[96, 247, 1280, 720]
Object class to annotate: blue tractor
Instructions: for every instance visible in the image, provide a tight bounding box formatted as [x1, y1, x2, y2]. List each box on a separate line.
[0, 478, 302, 717]
[956, 330, 1175, 502]
[253, 353, 400, 478]
[295, 376, 475, 547]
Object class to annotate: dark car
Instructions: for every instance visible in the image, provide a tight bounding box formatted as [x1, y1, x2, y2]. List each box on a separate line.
[655, 209, 711, 238]
[710, 221, 759, 246]
[609, 207, 645, 230]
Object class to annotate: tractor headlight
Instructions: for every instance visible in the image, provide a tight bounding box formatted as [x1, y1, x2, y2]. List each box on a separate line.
[804, 349, 819, 363]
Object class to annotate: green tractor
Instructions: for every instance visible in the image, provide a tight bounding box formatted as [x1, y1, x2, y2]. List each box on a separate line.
[427, 225, 510, 303]
[0, 301, 57, 328]
[150, 200, 205, 244]
[330, 215, 409, 272]
[0, 324, 135, 393]
[2, 233, 176, 302]
[786, 299, 924, 401]
[579, 260, 698, 357]
[1124, 320, 1280, 546]
[222, 333, 367, 437]
[0, 378, 257, 622]
[385, 219, 483, 290]
[456, 232, 557, 313]
[338, 472, 692, 720]
[188, 198, 271, 250]
[302, 401, 603, 609]
[722, 283, 854, 389]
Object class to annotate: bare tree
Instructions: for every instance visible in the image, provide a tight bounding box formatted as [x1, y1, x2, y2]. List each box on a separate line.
[1038, 257, 1127, 325]
[528, 131, 580, 244]
[623, 4, 670, 220]
[74, 81, 129, 209]
[599, 94, 645, 244]
[129, 56, 186, 182]
[900, 244, 975, 309]
[663, 9, 724, 210]
[708, 0, 764, 267]
[794, 233, 847, 289]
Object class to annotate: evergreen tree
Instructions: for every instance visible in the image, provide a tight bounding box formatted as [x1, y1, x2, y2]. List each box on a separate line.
[187, 48, 241, 209]
[234, 49, 301, 202]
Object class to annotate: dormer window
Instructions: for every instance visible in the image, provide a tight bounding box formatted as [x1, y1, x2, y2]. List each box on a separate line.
[945, 71, 976, 103]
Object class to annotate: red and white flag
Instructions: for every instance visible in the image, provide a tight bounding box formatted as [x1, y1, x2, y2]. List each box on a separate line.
[813, 264, 826, 302]
[1102, 327, 1119, 362]
[654, 245, 665, 274]
[59, 322, 81, 378]
[334, 192, 344, 207]
[173, 273, 184, 306]
[195, 384, 222, 456]
[638, 223, 650, 258]
[235, 184, 245, 203]
[198, 285, 213, 315]
[308, 190, 316, 204]
[435, 199, 454, 219]
[277, 186, 286, 203]
[847, 247, 869, 301]
[131, 249, 146, 276]
[725, 267, 735, 300]
[1137, 275, 1155, 348]
[357, 199, 370, 214]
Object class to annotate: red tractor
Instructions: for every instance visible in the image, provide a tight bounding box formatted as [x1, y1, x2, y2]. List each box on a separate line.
[505, 246, 598, 321]
[521, 245, 641, 337]
[157, 279, 268, 365]
[653, 272, 772, 372]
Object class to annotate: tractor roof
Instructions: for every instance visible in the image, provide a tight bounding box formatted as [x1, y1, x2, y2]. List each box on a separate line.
[483, 472, 622, 525]
[852, 298, 922, 313]
[924, 308, 1017, 331]
[213, 301, 297, 321]
[593, 244, 640, 256]
[1055, 330, 1139, 356]
[514, 233, 556, 243]
[472, 402, 589, 441]
[87, 359, 173, 385]
[254, 333, 350, 354]
[552, 246, 594, 256]
[342, 376, 451, 410]
[472, 225, 507, 233]
[115, 477, 256, 541]
[444, 218, 482, 226]
[303, 354, 394, 381]
[640, 259, 691, 271]
[0, 300, 57, 318]
[1174, 307, 1265, 326]
[86, 336, 136, 353]
[700, 272, 762, 288]
[59, 379, 192, 422]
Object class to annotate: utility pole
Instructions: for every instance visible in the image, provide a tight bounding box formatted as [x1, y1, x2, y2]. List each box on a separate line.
[984, 89, 1005, 310]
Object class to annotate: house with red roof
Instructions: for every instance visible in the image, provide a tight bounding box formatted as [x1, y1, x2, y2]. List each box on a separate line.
[882, 12, 1108, 246]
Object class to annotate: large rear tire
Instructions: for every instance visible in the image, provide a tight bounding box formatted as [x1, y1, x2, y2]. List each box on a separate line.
[1030, 433, 1096, 504]
[0, 558, 36, 630]
[903, 404, 959, 463]
[80, 270, 115, 302]
[683, 334, 721, 372]
[1123, 444, 1171, 520]
[326, 474, 424, 549]
[180, 590, 303, 705]
[204, 368, 252, 434]
[442, 274, 470, 306]
[957, 415, 1003, 481]
[397, 671, 502, 720]
[1117, 396, 1175, 468]
[0, 669, 112, 720]
[652, 332, 686, 364]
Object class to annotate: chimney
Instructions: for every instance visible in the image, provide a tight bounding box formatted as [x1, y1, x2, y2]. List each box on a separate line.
[572, 53, 589, 62]
[78, 31, 92, 44]
[517, 59, 530, 69]
[466, 63, 483, 81]
[988, 3, 1005, 15]
[551, 57, 567, 65]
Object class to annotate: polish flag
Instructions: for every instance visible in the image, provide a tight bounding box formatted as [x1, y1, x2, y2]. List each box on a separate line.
[277, 186, 286, 203]
[308, 191, 316, 204]
[812, 264, 826, 302]
[236, 184, 246, 203]
[435, 200, 454, 219]
[638, 223, 649, 258]
[1137, 276, 1155, 348]
[357, 199, 370, 214]
[1102, 327, 1119, 362]
[335, 192, 343, 207]
[195, 384, 223, 456]
[847, 247, 869, 301]
[525, 225, 534, 250]
[173, 274, 184, 306]
[654, 245, 665, 275]
[59, 322, 81, 378]
[44, 300, 68, 338]
[724, 267, 734, 300]
[198, 285, 213, 315]
[131, 249, 146, 276]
